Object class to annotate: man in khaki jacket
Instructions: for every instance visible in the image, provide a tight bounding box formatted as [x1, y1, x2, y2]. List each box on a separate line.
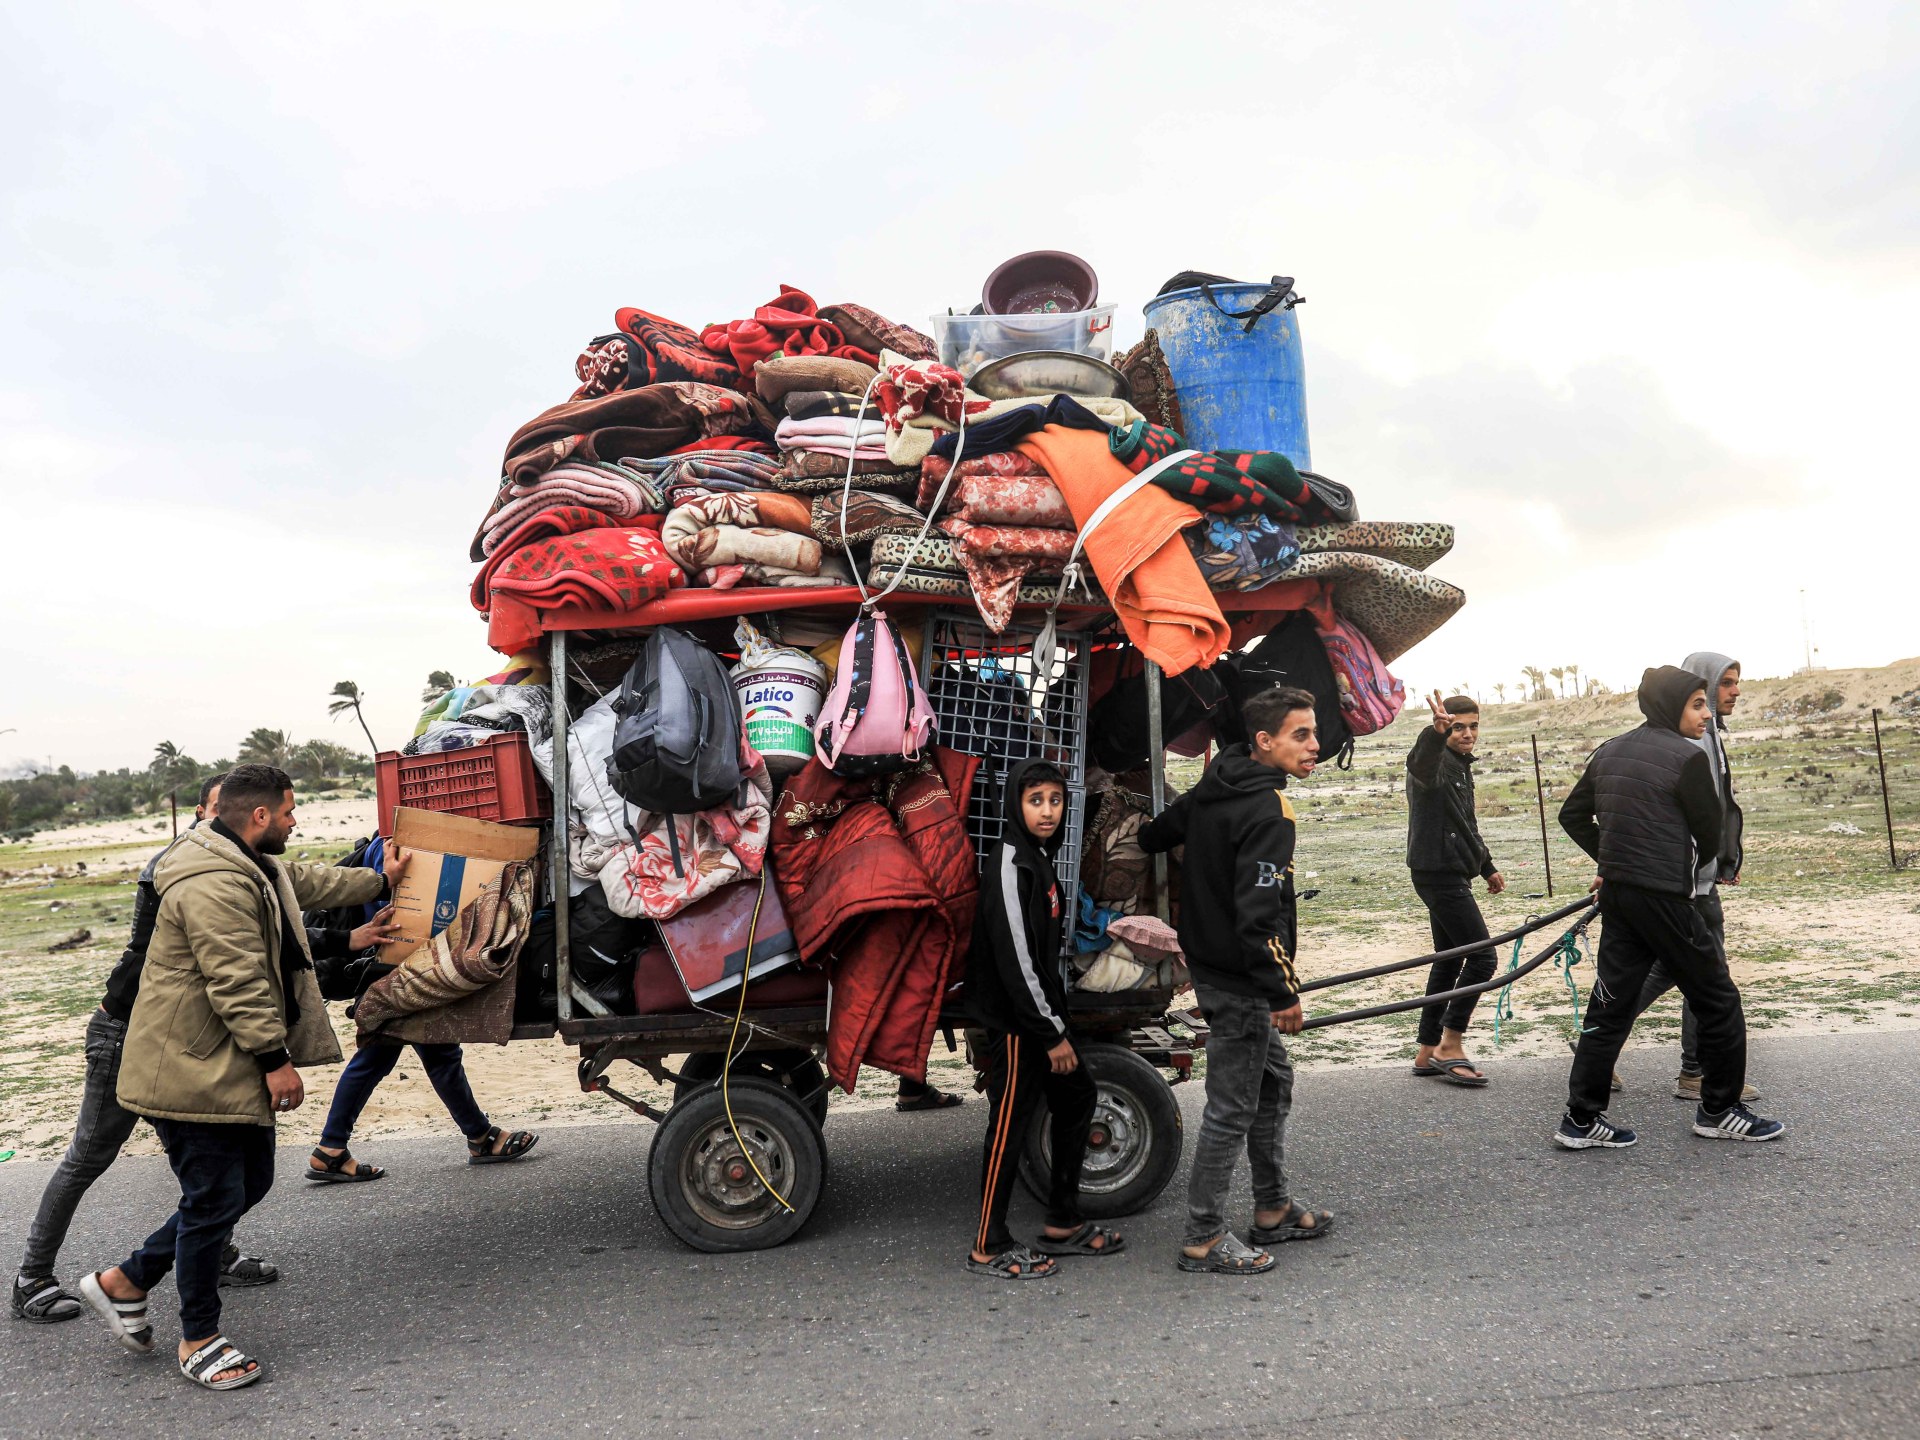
[78, 764, 405, 1390]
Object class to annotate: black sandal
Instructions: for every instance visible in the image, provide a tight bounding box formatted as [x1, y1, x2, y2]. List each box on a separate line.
[1248, 1200, 1334, 1245]
[1031, 1222, 1127, 1258]
[965, 1245, 1057, 1280]
[306, 1148, 386, 1183]
[897, 1086, 965, 1112]
[468, 1126, 538, 1165]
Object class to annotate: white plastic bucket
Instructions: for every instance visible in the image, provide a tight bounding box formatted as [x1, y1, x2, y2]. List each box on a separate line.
[732, 618, 827, 775]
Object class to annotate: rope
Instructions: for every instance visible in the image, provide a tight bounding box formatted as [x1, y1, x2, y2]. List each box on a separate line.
[1490, 921, 1589, 1046]
[1489, 932, 1525, 1046]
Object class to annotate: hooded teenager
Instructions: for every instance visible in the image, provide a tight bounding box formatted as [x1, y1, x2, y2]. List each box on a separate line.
[1629, 651, 1760, 1103]
[1553, 666, 1783, 1150]
[965, 759, 1118, 1279]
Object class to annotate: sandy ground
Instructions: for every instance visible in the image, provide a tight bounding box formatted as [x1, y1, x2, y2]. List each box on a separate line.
[7, 796, 378, 876]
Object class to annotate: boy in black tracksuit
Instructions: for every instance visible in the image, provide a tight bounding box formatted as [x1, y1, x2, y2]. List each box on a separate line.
[1554, 665, 1784, 1149]
[966, 760, 1118, 1278]
[1405, 691, 1505, 1085]
[1141, 686, 1334, 1276]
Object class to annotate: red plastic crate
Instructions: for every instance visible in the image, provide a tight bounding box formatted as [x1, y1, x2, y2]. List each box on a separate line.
[373, 732, 551, 835]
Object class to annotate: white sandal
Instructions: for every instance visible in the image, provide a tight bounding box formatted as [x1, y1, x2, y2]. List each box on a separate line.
[78, 1271, 155, 1354]
[179, 1335, 263, 1391]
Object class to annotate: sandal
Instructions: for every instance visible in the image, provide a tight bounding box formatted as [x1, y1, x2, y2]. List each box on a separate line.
[468, 1126, 538, 1165]
[896, 1086, 965, 1112]
[78, 1271, 154, 1354]
[218, 1245, 279, 1287]
[1411, 1062, 1442, 1078]
[306, 1148, 386, 1183]
[1432, 1056, 1489, 1088]
[1248, 1200, 1335, 1246]
[1177, 1232, 1275, 1275]
[965, 1245, 1057, 1280]
[1031, 1222, 1127, 1258]
[11, 1275, 81, 1324]
[178, 1335, 263, 1391]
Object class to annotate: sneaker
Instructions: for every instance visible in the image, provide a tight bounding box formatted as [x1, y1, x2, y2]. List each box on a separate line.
[1553, 1113, 1638, 1150]
[1693, 1103, 1785, 1142]
[1674, 1073, 1761, 1103]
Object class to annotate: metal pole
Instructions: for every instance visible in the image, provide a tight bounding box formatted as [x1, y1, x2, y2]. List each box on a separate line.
[169, 790, 178, 838]
[551, 629, 573, 1023]
[1873, 708, 1898, 870]
[1145, 658, 1170, 920]
[1531, 732, 1555, 897]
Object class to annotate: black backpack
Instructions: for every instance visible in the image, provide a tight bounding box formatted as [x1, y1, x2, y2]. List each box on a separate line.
[608, 627, 745, 870]
[1089, 653, 1243, 775]
[1236, 610, 1354, 769]
[301, 835, 395, 1003]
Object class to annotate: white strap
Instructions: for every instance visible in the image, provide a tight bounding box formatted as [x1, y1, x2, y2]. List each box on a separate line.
[838, 372, 969, 610]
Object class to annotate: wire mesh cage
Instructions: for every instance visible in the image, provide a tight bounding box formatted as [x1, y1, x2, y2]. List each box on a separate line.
[922, 609, 1093, 951]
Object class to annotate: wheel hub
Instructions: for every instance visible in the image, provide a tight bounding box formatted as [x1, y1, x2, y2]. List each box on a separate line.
[683, 1116, 794, 1229]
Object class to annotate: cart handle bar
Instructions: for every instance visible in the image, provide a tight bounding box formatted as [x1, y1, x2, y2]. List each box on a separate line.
[1296, 895, 1596, 996]
[1300, 903, 1597, 1031]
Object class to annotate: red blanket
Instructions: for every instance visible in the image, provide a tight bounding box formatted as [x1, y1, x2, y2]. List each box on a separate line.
[701, 285, 876, 378]
[771, 750, 980, 1090]
[484, 526, 684, 653]
[470, 506, 661, 614]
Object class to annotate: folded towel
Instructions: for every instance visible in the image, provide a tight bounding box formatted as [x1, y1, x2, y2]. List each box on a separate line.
[1016, 425, 1229, 676]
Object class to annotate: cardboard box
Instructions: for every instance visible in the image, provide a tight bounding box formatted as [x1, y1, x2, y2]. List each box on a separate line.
[388, 807, 542, 963]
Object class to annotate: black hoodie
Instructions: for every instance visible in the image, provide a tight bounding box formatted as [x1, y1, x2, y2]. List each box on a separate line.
[966, 759, 1071, 1041]
[1139, 744, 1301, 1007]
[1559, 666, 1723, 898]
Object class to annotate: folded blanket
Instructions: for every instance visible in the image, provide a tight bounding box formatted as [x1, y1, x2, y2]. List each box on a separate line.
[354, 860, 538, 1046]
[756, 353, 880, 404]
[1184, 511, 1301, 592]
[663, 495, 824, 579]
[503, 383, 773, 489]
[873, 353, 1141, 468]
[925, 394, 1128, 463]
[574, 308, 742, 399]
[1016, 425, 1229, 676]
[485, 527, 685, 653]
[818, 302, 937, 363]
[472, 505, 661, 611]
[776, 415, 891, 445]
[811, 489, 927, 546]
[939, 516, 1077, 565]
[781, 439, 893, 461]
[785, 390, 885, 421]
[919, 452, 1073, 527]
[474, 461, 669, 559]
[1111, 423, 1356, 524]
[702, 285, 876, 378]
[704, 552, 854, 591]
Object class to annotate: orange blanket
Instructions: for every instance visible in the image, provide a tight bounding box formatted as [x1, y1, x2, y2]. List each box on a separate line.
[1017, 425, 1230, 676]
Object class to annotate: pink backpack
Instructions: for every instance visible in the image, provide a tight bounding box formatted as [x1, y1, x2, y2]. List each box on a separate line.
[814, 608, 935, 776]
[1307, 593, 1404, 736]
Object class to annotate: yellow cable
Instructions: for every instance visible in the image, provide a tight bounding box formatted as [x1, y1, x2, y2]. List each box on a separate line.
[719, 865, 794, 1212]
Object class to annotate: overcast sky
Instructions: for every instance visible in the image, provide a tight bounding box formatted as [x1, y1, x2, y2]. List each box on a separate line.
[3, 1, 1915, 772]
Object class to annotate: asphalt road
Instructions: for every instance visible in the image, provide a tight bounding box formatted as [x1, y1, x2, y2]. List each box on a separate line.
[2, 1030, 1916, 1440]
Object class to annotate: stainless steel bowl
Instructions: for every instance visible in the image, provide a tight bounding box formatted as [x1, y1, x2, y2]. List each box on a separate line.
[966, 350, 1133, 402]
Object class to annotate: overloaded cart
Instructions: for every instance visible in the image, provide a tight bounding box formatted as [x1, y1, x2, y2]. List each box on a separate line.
[360, 255, 1477, 1252]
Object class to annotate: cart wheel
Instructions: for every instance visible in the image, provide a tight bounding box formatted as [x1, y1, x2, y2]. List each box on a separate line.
[675, 1048, 830, 1126]
[647, 1078, 825, 1253]
[1019, 1043, 1183, 1219]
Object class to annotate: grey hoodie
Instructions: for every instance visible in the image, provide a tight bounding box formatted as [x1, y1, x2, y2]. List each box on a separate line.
[1681, 650, 1744, 893]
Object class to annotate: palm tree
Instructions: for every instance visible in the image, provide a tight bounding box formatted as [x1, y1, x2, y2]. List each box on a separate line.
[238, 728, 294, 769]
[1565, 663, 1581, 697]
[422, 670, 459, 704]
[151, 739, 182, 776]
[1548, 666, 1566, 699]
[328, 680, 379, 754]
[1521, 666, 1547, 701]
[1493, 682, 1507, 705]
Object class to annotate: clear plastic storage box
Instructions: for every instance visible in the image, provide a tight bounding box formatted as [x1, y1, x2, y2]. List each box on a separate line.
[931, 305, 1117, 378]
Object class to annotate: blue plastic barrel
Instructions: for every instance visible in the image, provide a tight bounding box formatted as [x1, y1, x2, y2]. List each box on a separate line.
[1141, 280, 1310, 466]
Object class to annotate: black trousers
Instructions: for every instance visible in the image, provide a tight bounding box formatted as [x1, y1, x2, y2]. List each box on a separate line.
[1413, 877, 1498, 1046]
[1567, 882, 1747, 1122]
[1632, 890, 1723, 1075]
[120, 1121, 275, 1339]
[974, 1030, 1097, 1255]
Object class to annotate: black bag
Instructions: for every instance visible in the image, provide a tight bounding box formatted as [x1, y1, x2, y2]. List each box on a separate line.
[566, 890, 652, 1015]
[1089, 652, 1243, 775]
[302, 835, 390, 1002]
[1236, 610, 1355, 769]
[608, 626, 745, 873]
[516, 907, 557, 1025]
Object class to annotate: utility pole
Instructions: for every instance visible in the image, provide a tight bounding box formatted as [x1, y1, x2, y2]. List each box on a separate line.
[1873, 708, 1898, 869]
[1531, 733, 1555, 897]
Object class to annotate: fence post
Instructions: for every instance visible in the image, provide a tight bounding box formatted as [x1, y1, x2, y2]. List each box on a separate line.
[1531, 732, 1554, 896]
[1873, 708, 1898, 870]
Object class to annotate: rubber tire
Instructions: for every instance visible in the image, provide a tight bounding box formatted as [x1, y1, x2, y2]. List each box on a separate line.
[1018, 1042, 1184, 1219]
[647, 1078, 825, 1253]
[675, 1048, 831, 1127]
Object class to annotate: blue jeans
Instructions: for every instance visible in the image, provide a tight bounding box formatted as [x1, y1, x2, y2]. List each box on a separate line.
[1185, 986, 1294, 1248]
[19, 1011, 140, 1279]
[319, 1043, 489, 1149]
[121, 1121, 274, 1338]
